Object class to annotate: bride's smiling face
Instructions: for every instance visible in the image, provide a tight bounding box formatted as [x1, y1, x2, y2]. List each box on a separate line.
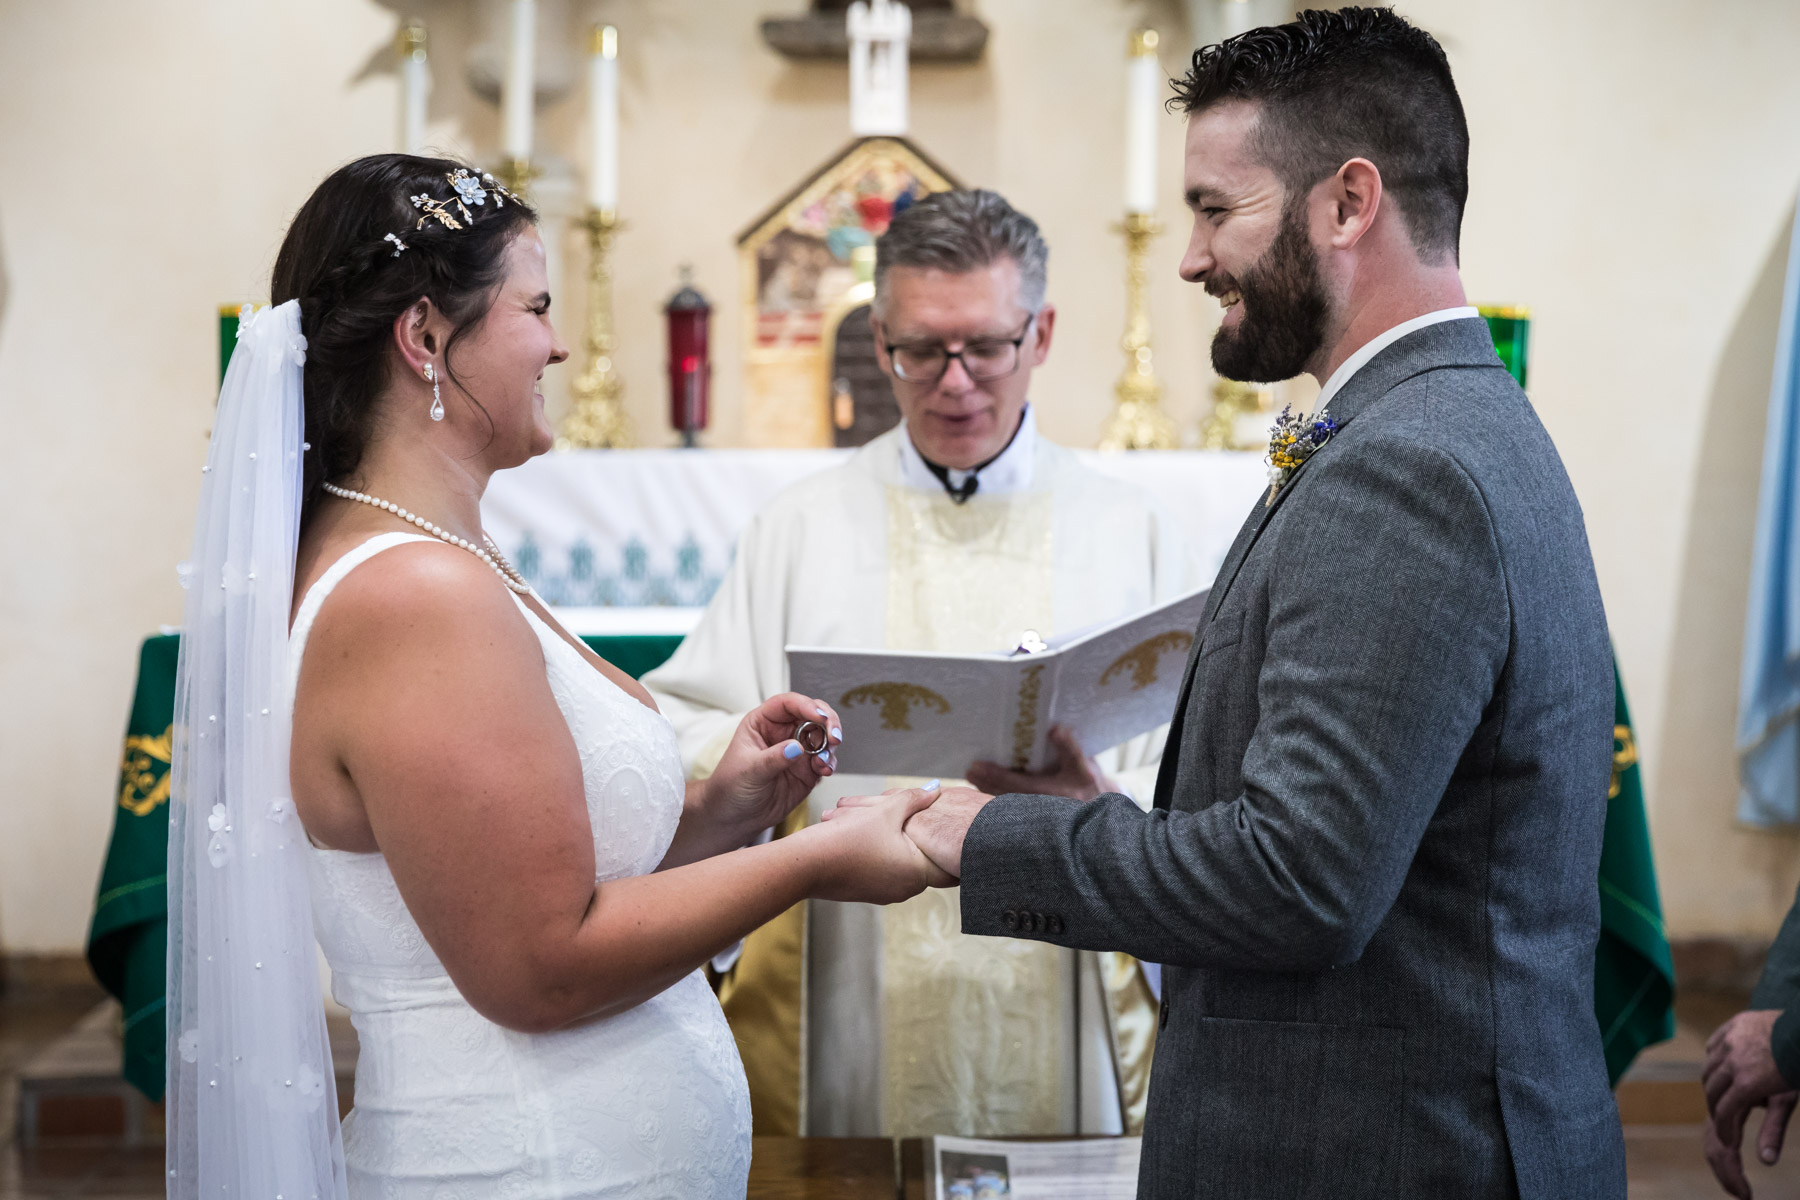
[446, 226, 569, 465]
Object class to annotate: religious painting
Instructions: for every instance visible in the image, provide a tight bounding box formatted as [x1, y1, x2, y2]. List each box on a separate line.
[737, 136, 959, 446]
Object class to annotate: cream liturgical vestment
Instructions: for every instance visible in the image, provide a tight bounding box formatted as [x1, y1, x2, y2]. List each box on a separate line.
[643, 412, 1193, 1139]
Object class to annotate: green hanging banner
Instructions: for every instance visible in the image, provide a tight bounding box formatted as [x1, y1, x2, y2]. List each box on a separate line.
[1593, 660, 1677, 1084]
[219, 303, 242, 385]
[1479, 304, 1531, 388]
[1475, 311, 1673, 1083]
[86, 635, 179, 1100]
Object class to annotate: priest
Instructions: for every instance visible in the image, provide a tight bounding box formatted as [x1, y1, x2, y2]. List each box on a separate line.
[642, 189, 1195, 1138]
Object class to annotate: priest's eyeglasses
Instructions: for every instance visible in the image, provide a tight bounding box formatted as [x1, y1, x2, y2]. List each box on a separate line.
[885, 315, 1037, 384]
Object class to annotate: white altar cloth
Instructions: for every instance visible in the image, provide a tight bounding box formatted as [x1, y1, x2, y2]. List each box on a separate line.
[482, 448, 1267, 613]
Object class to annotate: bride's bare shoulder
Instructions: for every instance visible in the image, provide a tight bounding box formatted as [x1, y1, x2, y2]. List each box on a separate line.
[305, 538, 535, 659]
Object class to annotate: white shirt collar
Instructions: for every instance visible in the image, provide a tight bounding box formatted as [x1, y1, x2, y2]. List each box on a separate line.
[1312, 307, 1480, 417]
[896, 403, 1038, 496]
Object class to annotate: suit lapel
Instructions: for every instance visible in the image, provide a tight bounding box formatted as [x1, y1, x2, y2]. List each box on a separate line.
[1149, 318, 1506, 812]
[1150, 477, 1304, 810]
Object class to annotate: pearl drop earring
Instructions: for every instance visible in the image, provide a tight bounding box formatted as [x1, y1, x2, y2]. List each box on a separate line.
[424, 363, 443, 422]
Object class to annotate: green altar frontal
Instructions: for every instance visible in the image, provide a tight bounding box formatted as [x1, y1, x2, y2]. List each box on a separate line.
[87, 630, 683, 1101]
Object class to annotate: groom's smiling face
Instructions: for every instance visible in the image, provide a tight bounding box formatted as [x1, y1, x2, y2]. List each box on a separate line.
[1180, 100, 1331, 384]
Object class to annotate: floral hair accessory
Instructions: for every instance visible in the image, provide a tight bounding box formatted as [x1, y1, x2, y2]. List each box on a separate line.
[384, 233, 408, 256]
[409, 167, 518, 234]
[451, 171, 488, 208]
[1264, 405, 1339, 507]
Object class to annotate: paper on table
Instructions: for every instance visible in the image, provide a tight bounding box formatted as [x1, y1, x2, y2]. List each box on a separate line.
[787, 587, 1208, 779]
[929, 1134, 1141, 1199]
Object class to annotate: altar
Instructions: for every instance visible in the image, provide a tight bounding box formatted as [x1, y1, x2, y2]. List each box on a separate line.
[481, 447, 1271, 633]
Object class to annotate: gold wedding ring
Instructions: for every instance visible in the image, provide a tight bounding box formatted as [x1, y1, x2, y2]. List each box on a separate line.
[794, 721, 829, 755]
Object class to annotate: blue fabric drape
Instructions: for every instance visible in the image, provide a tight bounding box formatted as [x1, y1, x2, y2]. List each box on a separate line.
[1738, 200, 1800, 826]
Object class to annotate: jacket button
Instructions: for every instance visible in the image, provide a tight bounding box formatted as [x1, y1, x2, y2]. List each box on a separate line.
[1047, 915, 1064, 935]
[1031, 912, 1045, 932]
[1003, 910, 1019, 930]
[1159, 998, 1170, 1030]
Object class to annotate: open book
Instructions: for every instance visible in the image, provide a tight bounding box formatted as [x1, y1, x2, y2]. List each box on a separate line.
[786, 587, 1208, 779]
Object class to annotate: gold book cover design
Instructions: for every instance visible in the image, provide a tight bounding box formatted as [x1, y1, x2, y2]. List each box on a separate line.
[787, 588, 1209, 778]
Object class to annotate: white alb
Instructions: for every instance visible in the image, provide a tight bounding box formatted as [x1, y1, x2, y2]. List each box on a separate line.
[291, 532, 751, 1197]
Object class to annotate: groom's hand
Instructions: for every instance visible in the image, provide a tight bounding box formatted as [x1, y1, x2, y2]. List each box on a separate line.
[826, 784, 993, 878]
[967, 725, 1114, 802]
[901, 785, 992, 879]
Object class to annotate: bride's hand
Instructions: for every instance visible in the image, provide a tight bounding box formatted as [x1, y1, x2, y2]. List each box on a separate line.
[705, 692, 843, 836]
[827, 783, 988, 879]
[811, 783, 957, 903]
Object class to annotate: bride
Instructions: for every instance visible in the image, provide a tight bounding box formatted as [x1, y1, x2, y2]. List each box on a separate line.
[166, 154, 950, 1199]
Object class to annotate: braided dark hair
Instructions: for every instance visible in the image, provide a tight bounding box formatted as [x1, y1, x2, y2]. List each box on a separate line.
[271, 154, 538, 527]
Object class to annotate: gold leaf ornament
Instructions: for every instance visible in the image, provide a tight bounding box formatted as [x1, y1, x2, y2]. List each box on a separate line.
[841, 683, 952, 732]
[118, 725, 173, 817]
[1101, 630, 1194, 692]
[1609, 724, 1638, 800]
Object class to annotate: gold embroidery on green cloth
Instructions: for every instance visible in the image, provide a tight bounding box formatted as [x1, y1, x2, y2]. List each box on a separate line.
[1610, 723, 1638, 800]
[118, 725, 173, 817]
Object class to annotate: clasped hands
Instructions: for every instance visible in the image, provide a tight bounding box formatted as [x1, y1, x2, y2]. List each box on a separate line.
[822, 723, 1115, 881]
[706, 703, 1111, 900]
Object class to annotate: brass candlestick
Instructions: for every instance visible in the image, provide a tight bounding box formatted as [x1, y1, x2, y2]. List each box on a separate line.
[397, 20, 427, 66]
[1199, 378, 1275, 450]
[557, 208, 633, 449]
[1098, 212, 1178, 450]
[494, 157, 537, 198]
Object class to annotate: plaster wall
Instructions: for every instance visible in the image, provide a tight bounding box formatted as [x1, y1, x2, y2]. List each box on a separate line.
[1, 0, 1797, 948]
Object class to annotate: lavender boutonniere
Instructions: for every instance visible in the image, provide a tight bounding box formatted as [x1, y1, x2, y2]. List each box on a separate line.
[1264, 406, 1339, 506]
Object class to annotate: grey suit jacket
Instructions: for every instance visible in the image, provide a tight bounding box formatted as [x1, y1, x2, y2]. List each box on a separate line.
[961, 319, 1625, 1199]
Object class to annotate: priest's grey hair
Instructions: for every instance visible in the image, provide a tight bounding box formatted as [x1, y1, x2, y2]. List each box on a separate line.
[873, 188, 1048, 318]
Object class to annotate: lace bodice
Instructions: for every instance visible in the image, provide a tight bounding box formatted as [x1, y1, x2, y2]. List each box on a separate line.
[290, 532, 750, 1198]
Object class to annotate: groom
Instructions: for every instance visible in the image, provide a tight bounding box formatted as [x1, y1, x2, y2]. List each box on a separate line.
[893, 9, 1626, 1198]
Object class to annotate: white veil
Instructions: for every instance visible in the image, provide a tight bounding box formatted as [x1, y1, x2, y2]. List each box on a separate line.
[166, 299, 348, 1199]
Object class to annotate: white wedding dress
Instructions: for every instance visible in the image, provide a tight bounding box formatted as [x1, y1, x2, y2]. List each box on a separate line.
[289, 532, 752, 1198]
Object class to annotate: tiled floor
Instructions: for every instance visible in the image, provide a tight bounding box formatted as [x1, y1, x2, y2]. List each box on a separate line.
[5, 989, 1799, 1198]
[0, 981, 160, 1200]
[1, 1146, 164, 1200]
[1627, 1125, 1800, 1200]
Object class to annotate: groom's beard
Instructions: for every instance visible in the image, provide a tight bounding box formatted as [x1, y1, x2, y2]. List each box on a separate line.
[1210, 202, 1330, 384]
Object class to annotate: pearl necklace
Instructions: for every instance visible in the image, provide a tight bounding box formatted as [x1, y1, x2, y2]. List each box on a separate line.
[322, 481, 532, 595]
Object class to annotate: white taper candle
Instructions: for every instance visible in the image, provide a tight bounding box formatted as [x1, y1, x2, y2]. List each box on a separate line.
[501, 0, 537, 162]
[1125, 29, 1161, 215]
[589, 25, 619, 212]
[1219, 0, 1258, 40]
[398, 23, 430, 155]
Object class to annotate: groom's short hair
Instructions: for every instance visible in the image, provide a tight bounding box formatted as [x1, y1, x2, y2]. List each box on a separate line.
[1173, 7, 1469, 264]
